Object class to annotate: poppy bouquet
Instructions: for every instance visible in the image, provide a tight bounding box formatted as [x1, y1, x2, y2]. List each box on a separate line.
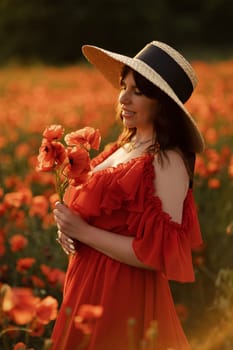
[37, 125, 101, 203]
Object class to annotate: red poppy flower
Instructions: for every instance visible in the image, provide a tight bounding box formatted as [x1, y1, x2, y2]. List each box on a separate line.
[2, 286, 40, 325]
[37, 139, 66, 172]
[40, 264, 50, 276]
[74, 304, 103, 335]
[15, 143, 31, 158]
[65, 146, 91, 185]
[65, 127, 101, 150]
[30, 318, 45, 337]
[193, 255, 205, 267]
[31, 275, 45, 288]
[9, 209, 26, 230]
[4, 192, 25, 208]
[208, 178, 221, 189]
[4, 188, 32, 208]
[16, 258, 36, 273]
[43, 124, 64, 141]
[13, 342, 27, 350]
[29, 195, 49, 217]
[175, 304, 189, 323]
[40, 264, 66, 289]
[36, 296, 58, 325]
[10, 234, 28, 252]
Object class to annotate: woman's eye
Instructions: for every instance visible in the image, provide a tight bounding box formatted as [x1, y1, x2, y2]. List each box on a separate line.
[119, 84, 142, 95]
[135, 89, 142, 95]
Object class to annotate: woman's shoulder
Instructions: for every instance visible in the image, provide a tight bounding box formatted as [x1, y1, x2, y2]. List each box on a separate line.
[153, 149, 190, 182]
[153, 149, 189, 186]
[153, 149, 186, 169]
[152, 149, 190, 223]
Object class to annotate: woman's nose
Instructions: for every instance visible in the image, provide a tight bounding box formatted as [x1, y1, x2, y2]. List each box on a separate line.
[119, 89, 131, 105]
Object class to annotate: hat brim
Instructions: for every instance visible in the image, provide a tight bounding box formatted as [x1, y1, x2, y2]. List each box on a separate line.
[82, 45, 204, 153]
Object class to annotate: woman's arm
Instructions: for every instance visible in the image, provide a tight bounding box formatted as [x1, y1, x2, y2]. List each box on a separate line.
[54, 204, 149, 268]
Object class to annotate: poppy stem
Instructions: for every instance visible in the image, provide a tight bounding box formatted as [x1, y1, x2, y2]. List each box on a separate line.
[0, 326, 32, 338]
[55, 168, 69, 204]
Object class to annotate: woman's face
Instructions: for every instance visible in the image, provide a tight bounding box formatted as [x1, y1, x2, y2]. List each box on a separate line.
[119, 70, 160, 131]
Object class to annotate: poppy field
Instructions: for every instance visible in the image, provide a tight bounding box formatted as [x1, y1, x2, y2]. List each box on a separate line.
[0, 60, 233, 350]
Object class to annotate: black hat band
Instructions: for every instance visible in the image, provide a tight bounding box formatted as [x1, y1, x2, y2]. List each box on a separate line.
[136, 44, 193, 103]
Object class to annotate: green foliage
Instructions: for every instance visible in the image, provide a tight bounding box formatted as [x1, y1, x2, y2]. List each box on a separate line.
[0, 0, 232, 64]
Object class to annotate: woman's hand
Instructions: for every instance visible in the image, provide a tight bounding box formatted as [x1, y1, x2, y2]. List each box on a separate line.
[56, 230, 76, 255]
[53, 202, 88, 250]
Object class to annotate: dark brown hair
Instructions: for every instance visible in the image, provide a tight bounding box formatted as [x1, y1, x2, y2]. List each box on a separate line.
[117, 65, 196, 185]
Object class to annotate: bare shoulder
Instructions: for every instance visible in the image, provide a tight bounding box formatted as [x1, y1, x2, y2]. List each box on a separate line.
[153, 150, 190, 217]
[153, 149, 189, 178]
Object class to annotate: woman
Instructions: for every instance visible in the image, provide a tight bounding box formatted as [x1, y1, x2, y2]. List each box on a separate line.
[52, 41, 204, 350]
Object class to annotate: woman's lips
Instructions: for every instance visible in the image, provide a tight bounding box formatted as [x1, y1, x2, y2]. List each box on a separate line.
[122, 109, 135, 118]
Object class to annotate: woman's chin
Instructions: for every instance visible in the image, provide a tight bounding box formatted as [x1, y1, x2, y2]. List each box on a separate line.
[123, 119, 136, 128]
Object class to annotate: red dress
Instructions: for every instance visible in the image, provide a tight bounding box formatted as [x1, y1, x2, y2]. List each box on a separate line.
[51, 144, 202, 350]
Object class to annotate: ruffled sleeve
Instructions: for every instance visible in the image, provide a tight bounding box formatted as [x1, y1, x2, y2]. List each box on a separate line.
[129, 159, 203, 283]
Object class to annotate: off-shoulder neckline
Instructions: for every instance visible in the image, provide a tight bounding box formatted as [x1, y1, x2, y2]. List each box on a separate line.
[91, 142, 154, 175]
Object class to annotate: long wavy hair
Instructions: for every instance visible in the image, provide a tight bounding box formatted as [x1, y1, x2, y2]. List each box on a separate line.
[117, 65, 196, 185]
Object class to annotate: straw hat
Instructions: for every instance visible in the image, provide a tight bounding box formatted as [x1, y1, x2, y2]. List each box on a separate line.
[82, 41, 204, 152]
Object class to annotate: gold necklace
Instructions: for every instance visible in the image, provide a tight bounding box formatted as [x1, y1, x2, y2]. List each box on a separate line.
[127, 138, 152, 152]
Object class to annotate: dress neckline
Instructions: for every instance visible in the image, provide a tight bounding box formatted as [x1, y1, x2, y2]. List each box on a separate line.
[91, 142, 154, 175]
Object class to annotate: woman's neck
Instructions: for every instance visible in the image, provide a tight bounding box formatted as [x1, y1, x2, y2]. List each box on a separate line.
[133, 128, 155, 143]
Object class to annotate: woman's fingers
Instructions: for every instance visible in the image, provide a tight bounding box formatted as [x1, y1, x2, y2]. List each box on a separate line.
[56, 231, 76, 255]
[54, 203, 76, 255]
[53, 205, 74, 233]
[53, 202, 86, 242]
